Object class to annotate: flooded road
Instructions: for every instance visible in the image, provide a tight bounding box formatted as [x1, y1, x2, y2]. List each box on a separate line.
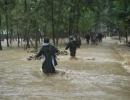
[0, 37, 130, 100]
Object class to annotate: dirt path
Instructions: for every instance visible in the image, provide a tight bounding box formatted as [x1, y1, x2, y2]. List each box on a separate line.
[0, 37, 130, 100]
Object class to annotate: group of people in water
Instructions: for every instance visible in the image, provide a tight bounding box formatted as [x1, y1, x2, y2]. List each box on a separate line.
[35, 32, 105, 75]
[85, 32, 105, 45]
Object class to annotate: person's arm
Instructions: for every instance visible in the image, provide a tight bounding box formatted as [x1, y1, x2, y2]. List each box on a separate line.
[54, 46, 59, 53]
[35, 47, 43, 58]
[54, 46, 60, 55]
[65, 43, 70, 50]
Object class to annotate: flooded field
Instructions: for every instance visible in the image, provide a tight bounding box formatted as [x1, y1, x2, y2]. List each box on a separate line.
[0, 37, 130, 100]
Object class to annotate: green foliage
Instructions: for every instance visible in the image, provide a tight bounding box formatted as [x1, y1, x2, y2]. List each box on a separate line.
[0, 0, 130, 46]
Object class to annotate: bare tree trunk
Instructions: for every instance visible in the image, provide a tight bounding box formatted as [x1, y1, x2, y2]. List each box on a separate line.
[26, 32, 30, 49]
[0, 14, 2, 50]
[51, 0, 55, 45]
[5, 11, 9, 47]
[124, 0, 128, 43]
[125, 30, 128, 43]
[4, 0, 10, 47]
[0, 34, 2, 50]
[17, 23, 20, 47]
[76, 0, 80, 34]
[10, 27, 13, 46]
[24, 0, 30, 49]
[44, 21, 47, 35]
[68, 14, 74, 36]
[68, 17, 71, 36]
[118, 32, 121, 43]
[56, 36, 59, 46]
[35, 32, 38, 50]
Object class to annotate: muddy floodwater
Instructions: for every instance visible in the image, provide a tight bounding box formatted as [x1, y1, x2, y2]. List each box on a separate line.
[0, 37, 130, 100]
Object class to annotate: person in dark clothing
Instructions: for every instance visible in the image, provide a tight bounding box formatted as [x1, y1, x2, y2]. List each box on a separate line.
[97, 33, 103, 42]
[91, 33, 98, 45]
[85, 34, 90, 44]
[65, 36, 77, 59]
[35, 38, 59, 75]
[76, 36, 81, 48]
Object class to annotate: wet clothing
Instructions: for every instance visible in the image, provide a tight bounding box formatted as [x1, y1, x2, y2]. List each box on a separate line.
[36, 44, 58, 74]
[65, 40, 77, 57]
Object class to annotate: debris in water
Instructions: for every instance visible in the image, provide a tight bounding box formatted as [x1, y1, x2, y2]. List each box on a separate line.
[27, 55, 34, 61]
[86, 57, 95, 60]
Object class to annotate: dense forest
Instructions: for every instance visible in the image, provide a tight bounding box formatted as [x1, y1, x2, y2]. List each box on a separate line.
[0, 0, 130, 50]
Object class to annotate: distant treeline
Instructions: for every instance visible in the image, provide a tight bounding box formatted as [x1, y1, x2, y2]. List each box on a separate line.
[0, 0, 130, 50]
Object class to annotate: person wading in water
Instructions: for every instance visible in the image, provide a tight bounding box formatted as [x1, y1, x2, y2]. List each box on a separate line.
[35, 37, 59, 75]
[65, 36, 78, 59]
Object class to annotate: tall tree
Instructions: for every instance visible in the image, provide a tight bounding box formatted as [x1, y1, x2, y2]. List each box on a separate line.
[0, 14, 2, 50]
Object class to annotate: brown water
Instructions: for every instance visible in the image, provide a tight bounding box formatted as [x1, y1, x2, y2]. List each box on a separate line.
[0, 37, 130, 100]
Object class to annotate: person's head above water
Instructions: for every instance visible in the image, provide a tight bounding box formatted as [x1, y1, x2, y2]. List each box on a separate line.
[69, 35, 74, 40]
[69, 35, 76, 42]
[44, 37, 50, 43]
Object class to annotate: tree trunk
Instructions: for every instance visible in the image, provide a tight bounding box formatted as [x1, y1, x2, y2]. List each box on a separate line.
[24, 0, 27, 12]
[125, 30, 128, 43]
[5, 11, 9, 47]
[68, 15, 74, 36]
[44, 22, 47, 35]
[26, 32, 30, 49]
[118, 32, 121, 43]
[56, 36, 59, 46]
[68, 17, 71, 36]
[76, 0, 80, 34]
[124, 0, 128, 43]
[24, 0, 30, 49]
[0, 34, 2, 50]
[10, 27, 13, 46]
[35, 32, 38, 50]
[0, 14, 2, 50]
[17, 23, 20, 47]
[51, 0, 55, 45]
